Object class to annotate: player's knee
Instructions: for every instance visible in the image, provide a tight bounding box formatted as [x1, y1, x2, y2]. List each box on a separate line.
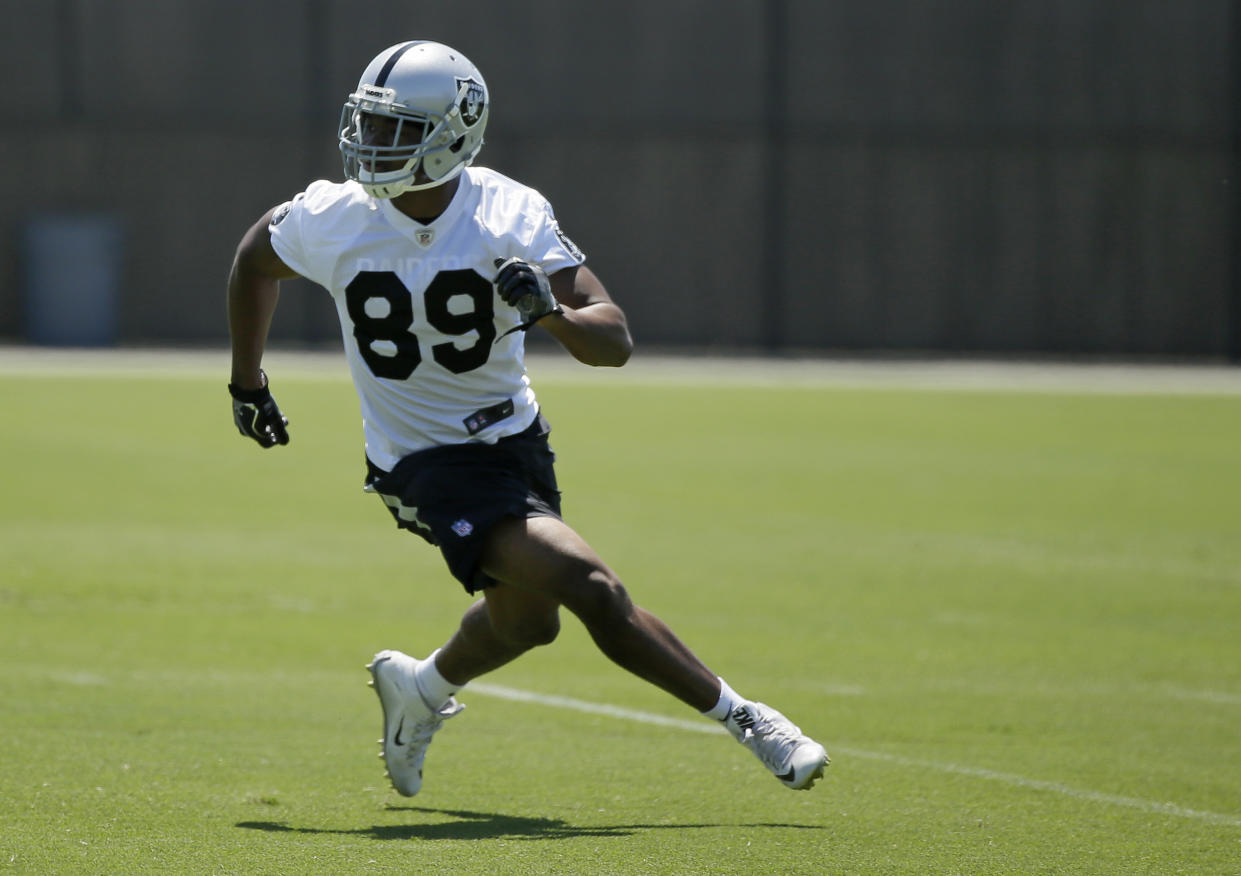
[573, 568, 633, 628]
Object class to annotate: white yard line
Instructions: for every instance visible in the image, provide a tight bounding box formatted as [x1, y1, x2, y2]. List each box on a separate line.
[469, 682, 727, 735]
[468, 682, 1241, 828]
[832, 747, 1241, 828]
[2, 345, 1241, 394]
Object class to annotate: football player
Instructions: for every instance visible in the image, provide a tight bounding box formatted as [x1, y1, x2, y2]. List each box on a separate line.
[226, 40, 828, 795]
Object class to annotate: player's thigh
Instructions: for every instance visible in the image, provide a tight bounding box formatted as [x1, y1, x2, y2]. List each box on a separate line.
[480, 515, 621, 611]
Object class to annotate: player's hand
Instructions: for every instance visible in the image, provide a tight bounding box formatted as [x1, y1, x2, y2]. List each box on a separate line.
[228, 370, 289, 448]
[493, 257, 563, 326]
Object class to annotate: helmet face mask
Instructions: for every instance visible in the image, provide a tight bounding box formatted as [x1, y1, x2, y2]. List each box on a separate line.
[339, 42, 489, 198]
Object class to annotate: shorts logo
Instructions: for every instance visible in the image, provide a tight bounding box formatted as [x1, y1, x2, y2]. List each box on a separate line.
[451, 518, 474, 537]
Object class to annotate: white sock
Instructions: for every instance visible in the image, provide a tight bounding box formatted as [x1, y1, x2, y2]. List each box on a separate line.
[413, 649, 462, 709]
[701, 677, 745, 723]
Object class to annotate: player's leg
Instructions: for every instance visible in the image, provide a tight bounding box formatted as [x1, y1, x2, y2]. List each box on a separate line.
[476, 514, 722, 711]
[433, 585, 561, 684]
[375, 513, 828, 791]
[365, 569, 564, 798]
[473, 514, 830, 790]
[366, 427, 827, 791]
[428, 513, 718, 708]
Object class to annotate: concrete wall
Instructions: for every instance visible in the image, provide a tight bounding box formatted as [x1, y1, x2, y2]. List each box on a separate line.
[0, 0, 1234, 356]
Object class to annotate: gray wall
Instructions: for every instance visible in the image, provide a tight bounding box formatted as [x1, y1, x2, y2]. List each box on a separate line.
[1, 0, 1235, 357]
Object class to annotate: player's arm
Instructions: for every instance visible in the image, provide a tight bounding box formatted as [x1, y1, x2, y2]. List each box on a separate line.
[228, 207, 299, 389]
[226, 208, 300, 447]
[494, 260, 633, 367]
[542, 265, 632, 367]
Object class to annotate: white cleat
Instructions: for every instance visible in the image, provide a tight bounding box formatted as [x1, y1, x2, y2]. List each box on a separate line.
[726, 702, 830, 790]
[367, 649, 463, 796]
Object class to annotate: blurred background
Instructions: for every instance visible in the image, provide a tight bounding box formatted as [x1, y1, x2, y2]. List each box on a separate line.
[0, 0, 1236, 360]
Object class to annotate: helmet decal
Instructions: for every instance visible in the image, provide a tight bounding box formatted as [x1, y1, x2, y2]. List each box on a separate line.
[457, 77, 486, 126]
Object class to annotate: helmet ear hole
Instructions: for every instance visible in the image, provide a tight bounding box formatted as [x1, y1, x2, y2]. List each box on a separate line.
[449, 136, 465, 154]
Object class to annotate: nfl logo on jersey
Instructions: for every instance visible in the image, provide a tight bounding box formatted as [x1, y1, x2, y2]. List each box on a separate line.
[451, 518, 474, 537]
[415, 229, 434, 246]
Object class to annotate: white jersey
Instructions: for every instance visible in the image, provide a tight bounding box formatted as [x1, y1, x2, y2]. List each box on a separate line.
[268, 167, 586, 470]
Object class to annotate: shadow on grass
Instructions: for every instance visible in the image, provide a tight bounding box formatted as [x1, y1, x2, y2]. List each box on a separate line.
[237, 805, 827, 841]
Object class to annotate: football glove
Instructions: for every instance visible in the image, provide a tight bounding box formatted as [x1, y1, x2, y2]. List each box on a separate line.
[228, 370, 289, 448]
[494, 257, 563, 330]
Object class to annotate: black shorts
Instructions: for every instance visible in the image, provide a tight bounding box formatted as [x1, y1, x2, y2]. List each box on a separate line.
[364, 413, 563, 594]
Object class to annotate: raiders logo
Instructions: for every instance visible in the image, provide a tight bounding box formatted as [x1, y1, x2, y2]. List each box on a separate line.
[268, 200, 291, 228]
[456, 77, 485, 126]
[268, 192, 304, 229]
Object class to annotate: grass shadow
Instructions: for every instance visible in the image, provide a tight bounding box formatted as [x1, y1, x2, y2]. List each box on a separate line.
[237, 805, 827, 842]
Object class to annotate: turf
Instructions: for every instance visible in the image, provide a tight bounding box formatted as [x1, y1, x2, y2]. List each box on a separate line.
[1, 354, 1239, 874]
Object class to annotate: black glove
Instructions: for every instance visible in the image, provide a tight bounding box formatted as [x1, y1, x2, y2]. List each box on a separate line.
[228, 370, 289, 448]
[494, 257, 563, 329]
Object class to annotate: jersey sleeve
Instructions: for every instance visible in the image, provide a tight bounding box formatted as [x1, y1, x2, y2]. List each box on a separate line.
[528, 200, 586, 276]
[267, 180, 337, 286]
[266, 193, 309, 277]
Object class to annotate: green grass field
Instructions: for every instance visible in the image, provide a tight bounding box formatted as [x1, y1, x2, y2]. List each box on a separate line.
[2, 352, 1240, 875]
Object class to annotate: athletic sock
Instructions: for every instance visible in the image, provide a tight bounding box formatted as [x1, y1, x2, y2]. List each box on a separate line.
[413, 648, 462, 710]
[701, 677, 745, 725]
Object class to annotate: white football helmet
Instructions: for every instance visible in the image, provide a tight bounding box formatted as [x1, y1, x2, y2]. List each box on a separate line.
[339, 41, 489, 198]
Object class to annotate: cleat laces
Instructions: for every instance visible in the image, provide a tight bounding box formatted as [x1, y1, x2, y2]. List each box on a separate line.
[742, 711, 805, 773]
